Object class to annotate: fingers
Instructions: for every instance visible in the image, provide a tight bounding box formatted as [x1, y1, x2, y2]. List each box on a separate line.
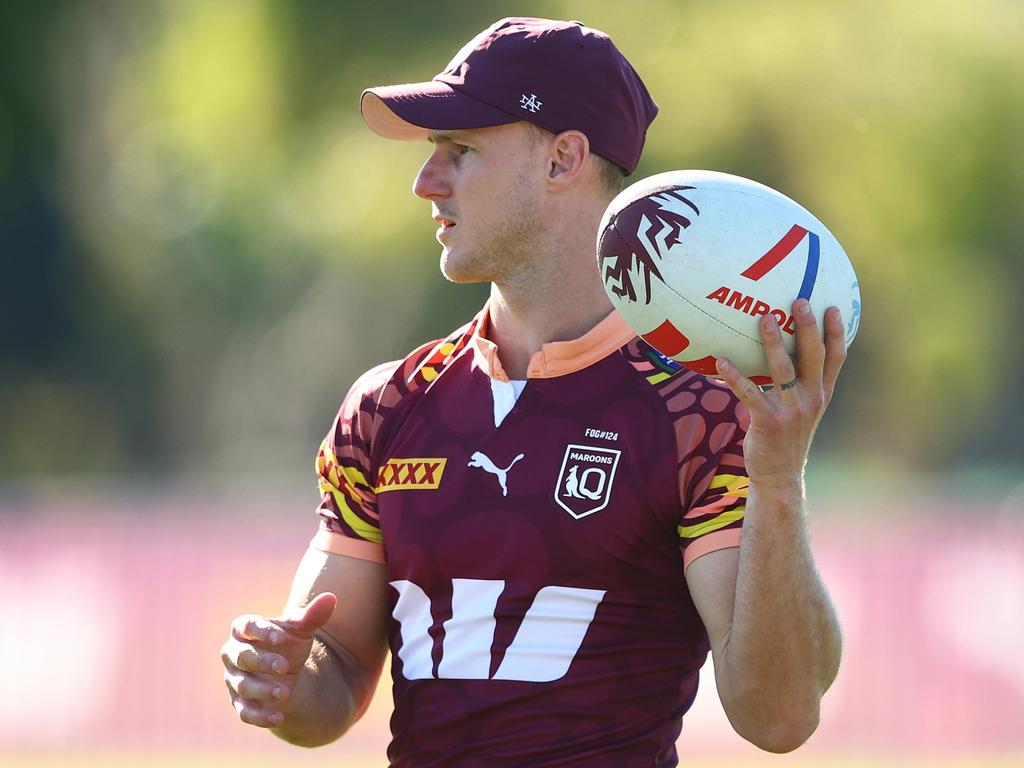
[758, 313, 798, 401]
[792, 299, 825, 387]
[822, 306, 847, 401]
[278, 592, 338, 638]
[224, 666, 287, 703]
[226, 680, 285, 728]
[715, 357, 771, 417]
[721, 301, 844, 415]
[223, 641, 292, 729]
[224, 608, 328, 730]
[228, 608, 325, 673]
[232, 614, 287, 646]
[221, 635, 290, 675]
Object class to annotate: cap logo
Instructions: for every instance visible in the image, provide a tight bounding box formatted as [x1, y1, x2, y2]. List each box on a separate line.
[519, 93, 543, 113]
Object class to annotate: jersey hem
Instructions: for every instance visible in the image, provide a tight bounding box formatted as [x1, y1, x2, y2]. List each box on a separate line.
[682, 527, 742, 570]
[311, 528, 386, 564]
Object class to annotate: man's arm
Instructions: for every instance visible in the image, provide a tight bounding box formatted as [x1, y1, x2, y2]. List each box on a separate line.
[686, 299, 847, 753]
[222, 547, 389, 747]
[686, 492, 841, 752]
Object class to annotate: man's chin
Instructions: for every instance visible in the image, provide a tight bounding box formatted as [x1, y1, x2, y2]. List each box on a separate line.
[440, 251, 490, 284]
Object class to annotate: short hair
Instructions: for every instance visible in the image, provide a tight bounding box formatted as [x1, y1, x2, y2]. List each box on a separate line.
[593, 153, 627, 198]
[522, 122, 626, 199]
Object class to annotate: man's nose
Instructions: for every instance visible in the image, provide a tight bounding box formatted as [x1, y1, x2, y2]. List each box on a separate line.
[413, 150, 451, 200]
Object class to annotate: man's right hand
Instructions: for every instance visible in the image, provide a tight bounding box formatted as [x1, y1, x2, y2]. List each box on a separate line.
[221, 592, 338, 728]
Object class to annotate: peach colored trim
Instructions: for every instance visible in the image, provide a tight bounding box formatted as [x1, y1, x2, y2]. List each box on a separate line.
[470, 307, 510, 382]
[682, 528, 742, 571]
[470, 303, 636, 381]
[311, 529, 385, 564]
[528, 310, 636, 378]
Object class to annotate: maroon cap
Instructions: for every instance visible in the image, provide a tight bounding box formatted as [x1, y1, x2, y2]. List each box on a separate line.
[360, 17, 658, 175]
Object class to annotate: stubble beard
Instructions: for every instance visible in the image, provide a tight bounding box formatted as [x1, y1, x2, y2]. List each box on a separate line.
[439, 165, 544, 286]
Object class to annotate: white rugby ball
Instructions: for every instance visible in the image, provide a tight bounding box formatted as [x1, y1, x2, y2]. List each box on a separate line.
[598, 170, 861, 384]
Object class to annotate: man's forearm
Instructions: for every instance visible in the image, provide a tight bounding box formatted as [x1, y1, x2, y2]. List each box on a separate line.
[270, 635, 368, 748]
[717, 480, 842, 752]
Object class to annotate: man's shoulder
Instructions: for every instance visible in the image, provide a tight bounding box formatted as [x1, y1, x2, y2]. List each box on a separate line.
[347, 315, 480, 406]
[617, 337, 748, 433]
[618, 337, 728, 393]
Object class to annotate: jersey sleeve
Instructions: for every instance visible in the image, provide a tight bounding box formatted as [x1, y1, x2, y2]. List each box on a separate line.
[674, 383, 751, 570]
[310, 324, 479, 563]
[310, 361, 400, 564]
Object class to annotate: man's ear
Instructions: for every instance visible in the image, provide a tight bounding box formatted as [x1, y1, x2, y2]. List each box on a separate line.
[546, 130, 589, 189]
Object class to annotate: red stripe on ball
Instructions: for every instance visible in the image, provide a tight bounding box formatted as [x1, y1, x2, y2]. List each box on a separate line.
[741, 224, 809, 280]
[680, 355, 718, 375]
[642, 320, 690, 357]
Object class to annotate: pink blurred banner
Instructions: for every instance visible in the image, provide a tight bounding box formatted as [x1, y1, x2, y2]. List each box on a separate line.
[2, 491, 1023, 763]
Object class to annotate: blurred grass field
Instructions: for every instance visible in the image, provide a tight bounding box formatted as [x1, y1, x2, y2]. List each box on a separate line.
[4, 490, 1022, 767]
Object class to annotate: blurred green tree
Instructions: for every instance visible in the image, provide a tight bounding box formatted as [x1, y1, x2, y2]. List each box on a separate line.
[1, 0, 1021, 482]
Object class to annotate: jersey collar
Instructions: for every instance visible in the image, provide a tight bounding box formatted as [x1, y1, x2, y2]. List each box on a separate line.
[470, 303, 636, 382]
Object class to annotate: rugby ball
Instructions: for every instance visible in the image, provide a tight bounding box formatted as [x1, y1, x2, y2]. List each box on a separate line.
[597, 170, 860, 384]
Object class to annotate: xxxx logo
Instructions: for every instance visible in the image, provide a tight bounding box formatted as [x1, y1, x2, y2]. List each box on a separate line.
[375, 458, 447, 493]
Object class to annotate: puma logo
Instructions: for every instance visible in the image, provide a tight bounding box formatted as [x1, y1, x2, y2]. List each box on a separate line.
[467, 451, 525, 497]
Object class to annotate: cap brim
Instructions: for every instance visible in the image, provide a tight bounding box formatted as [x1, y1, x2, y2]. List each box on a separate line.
[360, 81, 519, 140]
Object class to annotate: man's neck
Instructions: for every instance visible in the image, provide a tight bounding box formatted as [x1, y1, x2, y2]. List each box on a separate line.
[486, 264, 614, 380]
[480, 189, 615, 379]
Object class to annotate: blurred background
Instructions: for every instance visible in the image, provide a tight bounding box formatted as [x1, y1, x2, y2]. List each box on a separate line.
[2, 0, 1022, 766]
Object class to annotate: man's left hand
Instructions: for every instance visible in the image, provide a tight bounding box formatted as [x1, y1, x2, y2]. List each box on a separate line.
[714, 299, 847, 490]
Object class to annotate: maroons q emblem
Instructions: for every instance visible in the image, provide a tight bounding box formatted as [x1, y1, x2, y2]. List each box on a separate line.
[554, 444, 622, 519]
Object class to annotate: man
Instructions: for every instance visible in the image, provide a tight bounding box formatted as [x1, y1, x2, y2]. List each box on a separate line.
[221, 17, 846, 767]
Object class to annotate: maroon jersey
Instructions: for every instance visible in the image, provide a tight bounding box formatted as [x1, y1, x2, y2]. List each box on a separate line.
[313, 306, 749, 768]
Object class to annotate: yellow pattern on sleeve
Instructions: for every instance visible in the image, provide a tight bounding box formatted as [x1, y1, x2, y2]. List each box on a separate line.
[339, 462, 370, 490]
[677, 506, 746, 539]
[319, 477, 383, 544]
[317, 440, 381, 545]
[708, 474, 749, 498]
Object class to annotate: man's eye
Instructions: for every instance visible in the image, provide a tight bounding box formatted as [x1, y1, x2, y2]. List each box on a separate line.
[456, 144, 471, 155]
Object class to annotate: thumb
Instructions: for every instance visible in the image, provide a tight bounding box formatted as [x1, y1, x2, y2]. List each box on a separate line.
[279, 592, 338, 638]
